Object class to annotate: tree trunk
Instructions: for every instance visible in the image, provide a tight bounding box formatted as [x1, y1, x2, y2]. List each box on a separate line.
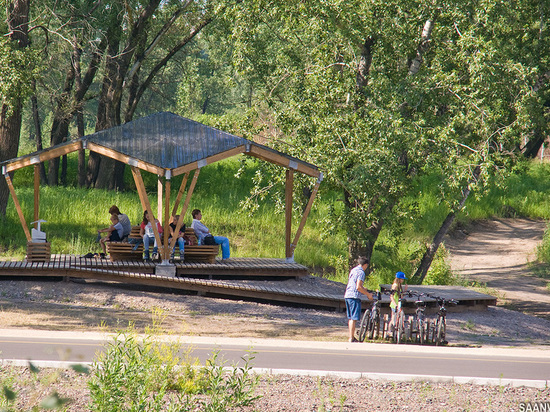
[411, 165, 482, 284]
[355, 37, 375, 96]
[76, 110, 86, 187]
[30, 83, 47, 184]
[408, 12, 439, 76]
[0, 104, 23, 215]
[522, 127, 545, 159]
[0, 0, 30, 215]
[61, 154, 68, 185]
[48, 64, 75, 186]
[344, 188, 387, 269]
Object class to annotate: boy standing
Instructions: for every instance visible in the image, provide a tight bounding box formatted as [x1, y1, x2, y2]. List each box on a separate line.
[344, 257, 373, 342]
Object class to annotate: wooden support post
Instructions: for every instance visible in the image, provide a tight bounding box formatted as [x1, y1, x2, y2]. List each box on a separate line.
[5, 173, 31, 241]
[291, 177, 321, 257]
[171, 172, 189, 217]
[131, 166, 162, 256]
[162, 177, 171, 261]
[285, 169, 294, 259]
[33, 164, 40, 226]
[157, 176, 163, 227]
[169, 169, 200, 251]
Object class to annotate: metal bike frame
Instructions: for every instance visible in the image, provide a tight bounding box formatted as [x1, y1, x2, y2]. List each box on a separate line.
[411, 295, 427, 344]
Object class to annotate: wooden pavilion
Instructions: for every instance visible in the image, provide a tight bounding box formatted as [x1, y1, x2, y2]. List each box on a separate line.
[1, 112, 323, 270]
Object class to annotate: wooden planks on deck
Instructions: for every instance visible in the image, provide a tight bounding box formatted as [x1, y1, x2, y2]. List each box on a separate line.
[0, 256, 498, 312]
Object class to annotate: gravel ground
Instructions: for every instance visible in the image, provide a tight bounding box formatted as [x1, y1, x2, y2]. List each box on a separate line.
[1, 364, 548, 411]
[0, 277, 549, 411]
[1, 277, 549, 346]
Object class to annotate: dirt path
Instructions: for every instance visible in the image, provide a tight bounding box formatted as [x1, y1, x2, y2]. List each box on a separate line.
[445, 218, 550, 319]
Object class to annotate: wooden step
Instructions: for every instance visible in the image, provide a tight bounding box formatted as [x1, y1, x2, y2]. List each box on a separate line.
[26, 242, 51, 262]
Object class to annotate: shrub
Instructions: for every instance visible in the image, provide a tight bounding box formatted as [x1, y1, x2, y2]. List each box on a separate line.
[88, 329, 259, 411]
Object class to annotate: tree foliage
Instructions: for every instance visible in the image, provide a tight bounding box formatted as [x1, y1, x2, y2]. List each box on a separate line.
[223, 0, 550, 271]
[0, 37, 37, 116]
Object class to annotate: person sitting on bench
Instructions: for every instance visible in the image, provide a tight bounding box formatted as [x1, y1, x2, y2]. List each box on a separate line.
[108, 205, 132, 239]
[169, 214, 185, 261]
[98, 214, 124, 257]
[140, 210, 163, 261]
[191, 209, 230, 260]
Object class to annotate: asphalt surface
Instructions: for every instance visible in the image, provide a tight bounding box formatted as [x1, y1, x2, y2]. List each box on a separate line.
[0, 329, 548, 388]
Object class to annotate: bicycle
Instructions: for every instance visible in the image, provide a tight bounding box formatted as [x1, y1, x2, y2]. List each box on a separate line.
[358, 291, 383, 342]
[391, 290, 412, 344]
[408, 292, 428, 344]
[429, 294, 459, 346]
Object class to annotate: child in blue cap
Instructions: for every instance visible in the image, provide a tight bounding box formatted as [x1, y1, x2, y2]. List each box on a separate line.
[389, 271, 408, 332]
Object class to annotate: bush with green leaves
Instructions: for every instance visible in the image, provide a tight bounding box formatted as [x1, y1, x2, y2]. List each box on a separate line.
[88, 330, 259, 411]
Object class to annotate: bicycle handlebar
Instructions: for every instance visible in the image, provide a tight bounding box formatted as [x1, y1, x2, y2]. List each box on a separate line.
[425, 292, 459, 305]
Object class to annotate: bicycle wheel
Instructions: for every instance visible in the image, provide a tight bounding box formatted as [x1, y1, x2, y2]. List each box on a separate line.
[410, 315, 418, 342]
[418, 318, 425, 345]
[391, 314, 398, 342]
[406, 315, 414, 341]
[373, 312, 381, 339]
[358, 309, 371, 342]
[435, 316, 446, 346]
[368, 311, 379, 339]
[396, 312, 405, 344]
[424, 319, 432, 343]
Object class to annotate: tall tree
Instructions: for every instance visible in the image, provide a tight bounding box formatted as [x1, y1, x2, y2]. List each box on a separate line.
[87, 0, 232, 190]
[228, 0, 545, 271]
[411, 0, 546, 283]
[0, 0, 34, 215]
[25, 0, 237, 188]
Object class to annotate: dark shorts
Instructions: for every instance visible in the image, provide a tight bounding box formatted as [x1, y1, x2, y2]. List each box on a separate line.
[345, 298, 361, 321]
[109, 231, 122, 242]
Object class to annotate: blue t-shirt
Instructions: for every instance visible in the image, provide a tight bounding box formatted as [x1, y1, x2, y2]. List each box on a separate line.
[113, 222, 124, 239]
[344, 265, 366, 299]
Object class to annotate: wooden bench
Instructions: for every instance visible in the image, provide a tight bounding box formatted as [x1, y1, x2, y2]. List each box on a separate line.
[182, 228, 220, 263]
[106, 226, 220, 263]
[106, 226, 143, 262]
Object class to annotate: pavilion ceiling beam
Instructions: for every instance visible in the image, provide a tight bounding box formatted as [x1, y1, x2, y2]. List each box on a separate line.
[245, 145, 320, 178]
[171, 146, 246, 177]
[88, 142, 164, 176]
[4, 141, 82, 172]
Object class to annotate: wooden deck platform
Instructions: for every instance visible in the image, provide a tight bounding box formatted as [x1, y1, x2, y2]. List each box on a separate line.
[0, 255, 309, 279]
[0, 256, 498, 312]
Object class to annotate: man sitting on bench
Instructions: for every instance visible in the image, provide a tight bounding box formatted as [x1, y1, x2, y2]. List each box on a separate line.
[190, 209, 230, 260]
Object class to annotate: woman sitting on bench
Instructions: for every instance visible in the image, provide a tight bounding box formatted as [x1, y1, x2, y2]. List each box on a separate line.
[190, 209, 230, 260]
[140, 210, 163, 261]
[169, 214, 185, 261]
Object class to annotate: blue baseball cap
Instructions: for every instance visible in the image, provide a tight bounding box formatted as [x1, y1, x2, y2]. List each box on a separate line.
[395, 271, 407, 280]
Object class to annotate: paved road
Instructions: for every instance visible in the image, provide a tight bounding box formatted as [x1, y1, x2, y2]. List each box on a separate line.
[0, 330, 548, 387]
